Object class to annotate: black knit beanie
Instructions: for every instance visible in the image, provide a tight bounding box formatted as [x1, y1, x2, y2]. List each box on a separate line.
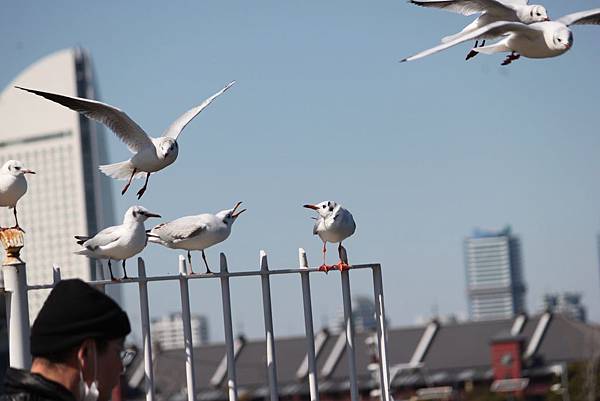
[30, 279, 131, 357]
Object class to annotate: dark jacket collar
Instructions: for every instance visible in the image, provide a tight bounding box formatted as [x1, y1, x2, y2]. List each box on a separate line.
[4, 367, 77, 401]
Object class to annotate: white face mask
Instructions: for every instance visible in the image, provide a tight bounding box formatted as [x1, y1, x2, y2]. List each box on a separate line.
[79, 342, 99, 401]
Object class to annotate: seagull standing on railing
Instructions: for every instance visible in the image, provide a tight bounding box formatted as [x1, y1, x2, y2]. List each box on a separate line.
[0, 160, 35, 230]
[303, 200, 356, 272]
[75, 206, 161, 280]
[16, 81, 235, 199]
[147, 202, 245, 274]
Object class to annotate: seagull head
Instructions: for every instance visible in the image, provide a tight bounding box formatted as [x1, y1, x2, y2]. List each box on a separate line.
[303, 200, 338, 218]
[125, 206, 162, 223]
[217, 201, 246, 226]
[524, 5, 550, 23]
[552, 26, 573, 51]
[158, 137, 179, 161]
[2, 160, 35, 177]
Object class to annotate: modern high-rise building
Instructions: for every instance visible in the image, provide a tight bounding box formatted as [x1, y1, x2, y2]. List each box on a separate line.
[151, 313, 209, 350]
[464, 226, 527, 321]
[0, 48, 117, 320]
[541, 292, 587, 322]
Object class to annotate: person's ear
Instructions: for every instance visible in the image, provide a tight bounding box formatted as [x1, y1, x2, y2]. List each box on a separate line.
[77, 339, 95, 370]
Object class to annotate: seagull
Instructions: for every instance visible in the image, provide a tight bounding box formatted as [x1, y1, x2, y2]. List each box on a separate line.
[0, 160, 35, 230]
[409, 0, 549, 59]
[303, 201, 356, 272]
[400, 8, 600, 65]
[16, 81, 235, 199]
[147, 202, 245, 274]
[75, 206, 161, 280]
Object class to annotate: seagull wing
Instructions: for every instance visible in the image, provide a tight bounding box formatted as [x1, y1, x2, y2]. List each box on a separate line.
[162, 81, 235, 140]
[16, 87, 153, 153]
[557, 8, 600, 26]
[151, 216, 208, 243]
[408, 0, 516, 17]
[400, 21, 538, 62]
[81, 226, 121, 250]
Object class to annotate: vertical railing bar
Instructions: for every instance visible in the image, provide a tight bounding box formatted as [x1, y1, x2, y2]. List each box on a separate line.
[298, 248, 320, 401]
[178, 255, 196, 401]
[52, 264, 61, 285]
[219, 253, 239, 401]
[137, 258, 155, 401]
[3, 258, 30, 368]
[260, 250, 280, 401]
[372, 265, 391, 401]
[340, 270, 359, 401]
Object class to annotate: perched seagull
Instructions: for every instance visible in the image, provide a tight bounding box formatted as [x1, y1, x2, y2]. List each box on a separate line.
[0, 160, 35, 230]
[409, 0, 549, 59]
[75, 206, 161, 280]
[16, 81, 235, 199]
[303, 201, 356, 272]
[147, 202, 245, 274]
[400, 8, 600, 65]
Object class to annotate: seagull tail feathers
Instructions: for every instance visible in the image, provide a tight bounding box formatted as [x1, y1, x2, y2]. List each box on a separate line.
[99, 160, 143, 180]
[74, 248, 94, 257]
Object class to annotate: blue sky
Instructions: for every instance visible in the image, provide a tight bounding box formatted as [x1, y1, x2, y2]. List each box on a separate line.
[1, 1, 600, 343]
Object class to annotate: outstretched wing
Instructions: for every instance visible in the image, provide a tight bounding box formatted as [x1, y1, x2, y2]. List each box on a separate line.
[409, 0, 516, 17]
[151, 216, 207, 242]
[557, 8, 600, 26]
[400, 21, 539, 62]
[162, 81, 235, 140]
[16, 87, 153, 153]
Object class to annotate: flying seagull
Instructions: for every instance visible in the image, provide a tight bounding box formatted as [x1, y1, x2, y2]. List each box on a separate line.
[17, 81, 235, 198]
[401, 8, 600, 65]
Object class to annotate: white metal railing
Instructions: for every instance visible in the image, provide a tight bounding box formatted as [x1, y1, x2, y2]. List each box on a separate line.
[1, 248, 391, 401]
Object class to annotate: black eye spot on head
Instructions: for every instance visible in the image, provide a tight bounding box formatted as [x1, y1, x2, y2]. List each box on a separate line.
[322, 205, 326, 209]
[15, 166, 20, 170]
[132, 211, 138, 218]
[530, 9, 533, 17]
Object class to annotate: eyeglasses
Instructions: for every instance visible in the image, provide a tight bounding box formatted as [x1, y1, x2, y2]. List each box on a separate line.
[120, 349, 136, 367]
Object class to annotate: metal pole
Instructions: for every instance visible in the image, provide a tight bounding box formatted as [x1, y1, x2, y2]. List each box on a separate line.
[372, 265, 391, 401]
[1, 229, 30, 369]
[178, 256, 196, 401]
[219, 253, 239, 401]
[260, 250, 279, 401]
[137, 258, 155, 401]
[298, 248, 320, 401]
[341, 270, 358, 401]
[52, 264, 61, 285]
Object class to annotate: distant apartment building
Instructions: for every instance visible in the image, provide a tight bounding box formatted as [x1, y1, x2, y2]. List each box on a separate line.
[152, 313, 209, 350]
[333, 295, 379, 333]
[0, 48, 118, 321]
[541, 292, 586, 322]
[465, 226, 527, 321]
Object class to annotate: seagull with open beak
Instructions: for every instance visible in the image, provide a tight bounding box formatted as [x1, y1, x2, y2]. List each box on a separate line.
[303, 200, 356, 272]
[147, 201, 246, 274]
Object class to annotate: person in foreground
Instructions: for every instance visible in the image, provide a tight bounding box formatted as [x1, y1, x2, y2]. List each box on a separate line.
[1, 279, 131, 401]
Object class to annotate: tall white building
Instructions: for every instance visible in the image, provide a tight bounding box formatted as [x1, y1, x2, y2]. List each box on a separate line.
[465, 226, 527, 321]
[152, 313, 209, 350]
[0, 48, 117, 319]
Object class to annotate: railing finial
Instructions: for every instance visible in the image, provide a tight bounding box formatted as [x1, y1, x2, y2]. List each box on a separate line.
[299, 248, 308, 270]
[260, 250, 269, 272]
[220, 253, 228, 273]
[0, 228, 24, 265]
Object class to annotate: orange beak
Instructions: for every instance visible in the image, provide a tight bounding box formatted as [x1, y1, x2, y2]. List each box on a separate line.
[303, 204, 319, 210]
